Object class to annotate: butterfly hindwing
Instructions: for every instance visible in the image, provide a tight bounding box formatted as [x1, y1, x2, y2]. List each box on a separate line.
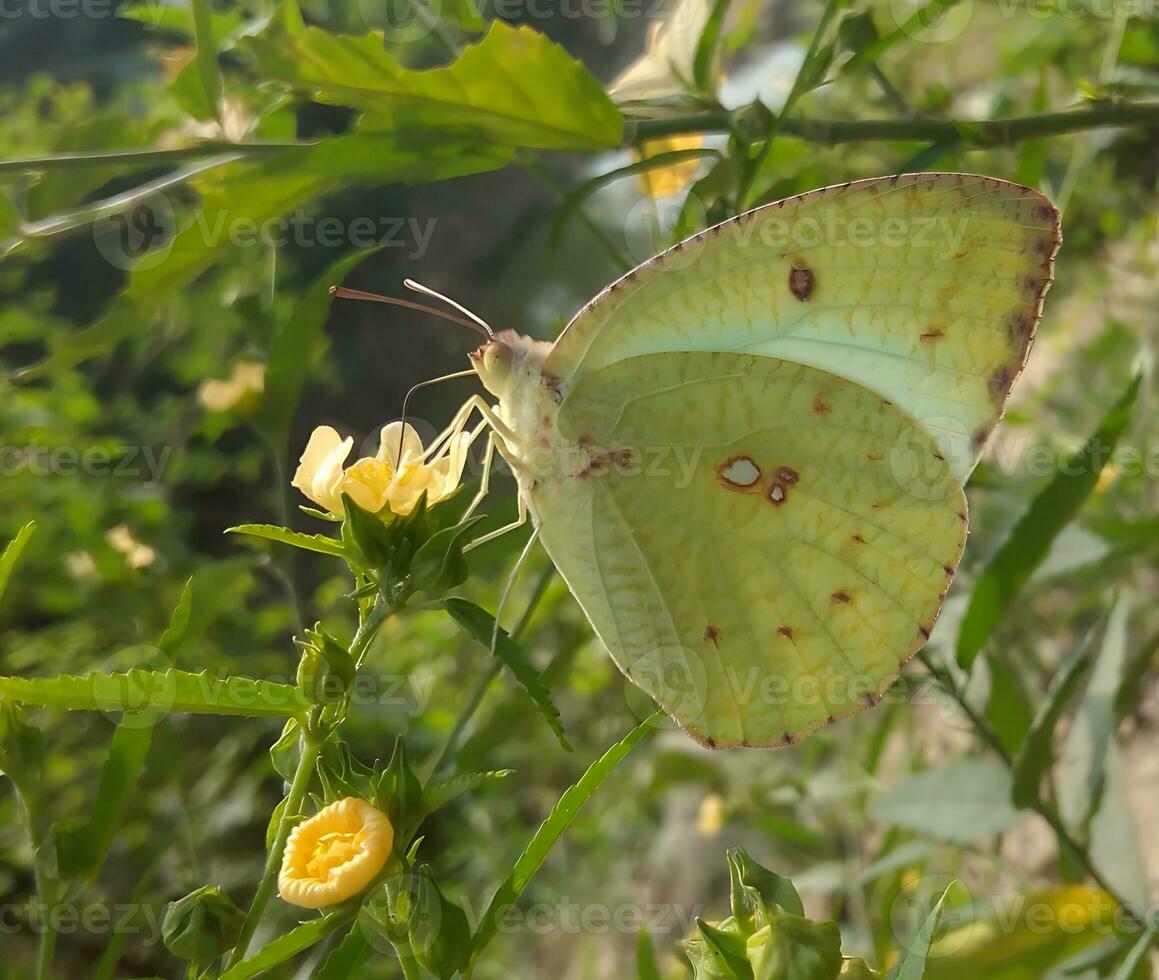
[530, 351, 966, 747]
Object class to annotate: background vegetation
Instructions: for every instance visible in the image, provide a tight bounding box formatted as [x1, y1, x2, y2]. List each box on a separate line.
[0, 0, 1156, 976]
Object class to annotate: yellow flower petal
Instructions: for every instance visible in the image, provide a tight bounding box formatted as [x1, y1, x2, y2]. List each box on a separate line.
[377, 422, 425, 470]
[278, 798, 393, 909]
[291, 426, 353, 515]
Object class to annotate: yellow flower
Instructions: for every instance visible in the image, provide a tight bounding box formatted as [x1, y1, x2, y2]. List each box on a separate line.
[278, 798, 393, 909]
[198, 361, 265, 413]
[635, 135, 705, 199]
[291, 421, 469, 518]
[696, 793, 726, 837]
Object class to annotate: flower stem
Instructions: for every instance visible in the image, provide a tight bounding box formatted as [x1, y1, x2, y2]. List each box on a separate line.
[227, 729, 323, 967]
[628, 101, 1159, 147]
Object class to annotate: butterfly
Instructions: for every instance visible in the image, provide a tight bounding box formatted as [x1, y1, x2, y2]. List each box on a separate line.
[401, 173, 1060, 749]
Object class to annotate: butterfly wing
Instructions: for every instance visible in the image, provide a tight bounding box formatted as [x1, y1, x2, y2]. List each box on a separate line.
[530, 350, 966, 747]
[546, 173, 1060, 481]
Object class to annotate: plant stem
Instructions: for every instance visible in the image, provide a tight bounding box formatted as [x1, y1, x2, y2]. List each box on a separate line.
[352, 595, 391, 670]
[227, 729, 323, 967]
[629, 101, 1159, 147]
[916, 651, 1134, 912]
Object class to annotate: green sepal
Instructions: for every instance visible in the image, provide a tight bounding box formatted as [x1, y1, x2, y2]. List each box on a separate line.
[409, 516, 485, 595]
[162, 885, 246, 965]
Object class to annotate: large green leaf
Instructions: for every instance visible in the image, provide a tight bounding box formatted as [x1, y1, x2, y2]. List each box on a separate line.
[869, 758, 1022, 844]
[956, 375, 1142, 669]
[470, 714, 657, 963]
[246, 22, 623, 150]
[0, 669, 308, 718]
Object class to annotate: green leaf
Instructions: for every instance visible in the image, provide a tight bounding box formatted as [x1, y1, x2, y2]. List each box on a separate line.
[1011, 633, 1094, 810]
[245, 23, 623, 150]
[1056, 596, 1131, 830]
[1108, 925, 1157, 980]
[637, 929, 663, 980]
[693, 0, 734, 94]
[984, 652, 1034, 759]
[895, 883, 953, 980]
[257, 247, 382, 436]
[470, 714, 657, 963]
[695, 917, 754, 979]
[314, 922, 372, 979]
[728, 848, 805, 917]
[410, 517, 485, 595]
[956, 375, 1142, 669]
[158, 576, 196, 659]
[421, 769, 513, 816]
[410, 866, 473, 979]
[0, 521, 36, 608]
[190, 0, 224, 124]
[869, 758, 1022, 844]
[0, 669, 308, 718]
[226, 524, 346, 558]
[443, 597, 570, 751]
[220, 914, 348, 980]
[54, 719, 154, 880]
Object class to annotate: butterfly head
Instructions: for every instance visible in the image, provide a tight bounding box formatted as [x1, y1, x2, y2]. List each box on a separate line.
[469, 330, 550, 402]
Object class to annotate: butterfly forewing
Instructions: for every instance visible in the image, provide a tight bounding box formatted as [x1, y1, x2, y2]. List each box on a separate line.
[546, 173, 1060, 480]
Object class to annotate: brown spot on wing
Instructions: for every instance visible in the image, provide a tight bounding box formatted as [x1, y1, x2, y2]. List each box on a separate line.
[988, 365, 1014, 405]
[704, 625, 721, 646]
[789, 261, 815, 301]
[777, 625, 795, 640]
[831, 590, 853, 604]
[812, 395, 830, 415]
[851, 534, 867, 544]
[919, 327, 945, 342]
[776, 466, 799, 485]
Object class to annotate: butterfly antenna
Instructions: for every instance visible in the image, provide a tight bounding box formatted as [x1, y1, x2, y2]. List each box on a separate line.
[329, 286, 492, 340]
[398, 369, 478, 463]
[404, 279, 495, 340]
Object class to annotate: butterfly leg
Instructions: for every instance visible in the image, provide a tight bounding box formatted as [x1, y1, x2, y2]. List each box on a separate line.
[460, 430, 496, 524]
[463, 488, 528, 552]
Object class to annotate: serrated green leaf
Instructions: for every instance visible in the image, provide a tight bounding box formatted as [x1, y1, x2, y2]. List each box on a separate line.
[957, 375, 1142, 669]
[315, 921, 372, 979]
[220, 913, 348, 979]
[0, 669, 308, 718]
[421, 769, 513, 816]
[443, 597, 570, 751]
[0, 521, 36, 608]
[470, 714, 657, 963]
[245, 22, 622, 150]
[226, 524, 346, 558]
